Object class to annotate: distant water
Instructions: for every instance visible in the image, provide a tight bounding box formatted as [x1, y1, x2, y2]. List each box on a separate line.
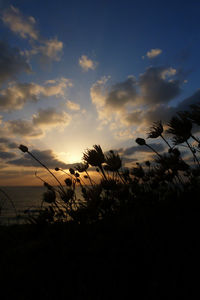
[0, 185, 83, 225]
[0, 186, 46, 225]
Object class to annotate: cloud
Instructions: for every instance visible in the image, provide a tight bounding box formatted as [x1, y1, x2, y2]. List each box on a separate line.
[122, 143, 165, 156]
[139, 66, 181, 104]
[90, 76, 138, 123]
[91, 67, 180, 123]
[0, 78, 71, 111]
[79, 55, 97, 71]
[90, 66, 188, 139]
[66, 100, 80, 111]
[8, 149, 74, 169]
[26, 38, 63, 62]
[1, 6, 63, 62]
[32, 108, 71, 128]
[1, 5, 38, 40]
[122, 110, 144, 125]
[145, 48, 162, 59]
[0, 41, 31, 86]
[105, 76, 138, 109]
[0, 137, 18, 149]
[35, 38, 63, 61]
[4, 119, 43, 137]
[0, 151, 16, 160]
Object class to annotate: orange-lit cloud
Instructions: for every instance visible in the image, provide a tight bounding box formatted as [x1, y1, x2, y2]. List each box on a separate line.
[66, 100, 80, 111]
[79, 55, 97, 71]
[145, 48, 162, 59]
[0, 78, 71, 111]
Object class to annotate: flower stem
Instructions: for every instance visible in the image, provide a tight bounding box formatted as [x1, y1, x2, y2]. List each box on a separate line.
[27, 151, 66, 193]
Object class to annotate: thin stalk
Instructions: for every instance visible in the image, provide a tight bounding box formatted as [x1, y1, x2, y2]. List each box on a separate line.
[146, 144, 162, 158]
[27, 151, 66, 194]
[0, 188, 18, 217]
[186, 140, 200, 167]
[85, 170, 94, 186]
[160, 134, 172, 149]
[117, 170, 126, 184]
[191, 134, 200, 143]
[99, 164, 107, 180]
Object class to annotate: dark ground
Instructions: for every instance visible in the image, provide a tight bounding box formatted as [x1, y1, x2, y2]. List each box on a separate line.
[0, 196, 200, 300]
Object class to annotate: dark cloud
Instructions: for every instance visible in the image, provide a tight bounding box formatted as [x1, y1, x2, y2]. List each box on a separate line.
[5, 119, 43, 137]
[123, 110, 143, 125]
[0, 151, 16, 159]
[8, 149, 79, 169]
[0, 137, 18, 149]
[32, 107, 71, 127]
[122, 143, 165, 156]
[0, 41, 31, 86]
[105, 76, 137, 109]
[176, 90, 200, 111]
[139, 66, 181, 104]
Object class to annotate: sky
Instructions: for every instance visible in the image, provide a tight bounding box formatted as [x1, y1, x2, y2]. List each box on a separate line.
[0, 0, 200, 185]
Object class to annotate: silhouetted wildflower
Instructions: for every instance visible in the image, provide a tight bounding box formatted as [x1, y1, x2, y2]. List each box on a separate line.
[75, 163, 89, 172]
[147, 121, 163, 139]
[43, 190, 56, 203]
[83, 145, 105, 167]
[105, 151, 122, 171]
[145, 161, 151, 167]
[19, 144, 28, 153]
[65, 178, 72, 187]
[69, 168, 75, 175]
[135, 138, 146, 145]
[167, 113, 192, 145]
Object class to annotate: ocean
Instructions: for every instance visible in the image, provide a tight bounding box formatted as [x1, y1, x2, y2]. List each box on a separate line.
[0, 186, 46, 225]
[0, 185, 84, 225]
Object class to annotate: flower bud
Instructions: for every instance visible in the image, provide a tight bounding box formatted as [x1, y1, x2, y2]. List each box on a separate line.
[19, 144, 28, 153]
[135, 138, 146, 146]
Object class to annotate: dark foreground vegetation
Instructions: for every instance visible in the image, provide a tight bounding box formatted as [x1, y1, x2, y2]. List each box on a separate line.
[1, 104, 200, 299]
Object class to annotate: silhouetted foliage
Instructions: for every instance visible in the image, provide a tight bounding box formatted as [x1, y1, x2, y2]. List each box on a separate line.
[8, 103, 198, 225]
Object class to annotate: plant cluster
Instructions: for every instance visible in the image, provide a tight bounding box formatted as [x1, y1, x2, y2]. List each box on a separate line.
[17, 103, 200, 225]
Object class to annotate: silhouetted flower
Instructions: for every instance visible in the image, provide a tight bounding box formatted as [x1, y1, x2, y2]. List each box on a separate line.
[69, 168, 75, 175]
[64, 178, 72, 187]
[145, 161, 151, 167]
[131, 166, 145, 178]
[147, 121, 163, 139]
[19, 144, 28, 153]
[167, 113, 192, 145]
[135, 138, 146, 145]
[75, 163, 89, 172]
[43, 190, 56, 203]
[105, 151, 122, 171]
[168, 148, 181, 157]
[83, 145, 105, 167]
